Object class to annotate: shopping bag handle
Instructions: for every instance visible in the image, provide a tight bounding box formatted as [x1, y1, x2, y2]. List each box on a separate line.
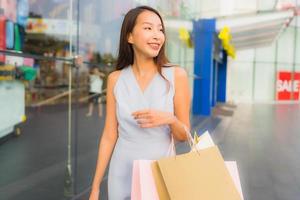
[182, 124, 195, 148]
[167, 122, 199, 157]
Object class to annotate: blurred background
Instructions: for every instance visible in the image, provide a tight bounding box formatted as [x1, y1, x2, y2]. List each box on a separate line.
[0, 0, 299, 199]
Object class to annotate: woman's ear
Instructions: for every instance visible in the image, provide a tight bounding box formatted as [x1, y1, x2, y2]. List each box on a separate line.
[128, 33, 133, 44]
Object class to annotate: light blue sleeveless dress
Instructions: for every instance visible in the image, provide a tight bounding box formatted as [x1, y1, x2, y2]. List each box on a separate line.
[108, 66, 175, 200]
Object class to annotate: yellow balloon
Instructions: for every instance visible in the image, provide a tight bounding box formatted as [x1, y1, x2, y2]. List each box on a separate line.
[218, 26, 236, 59]
[21, 115, 27, 122]
[179, 27, 190, 41]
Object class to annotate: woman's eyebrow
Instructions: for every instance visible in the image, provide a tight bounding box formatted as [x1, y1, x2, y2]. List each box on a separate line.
[142, 22, 162, 27]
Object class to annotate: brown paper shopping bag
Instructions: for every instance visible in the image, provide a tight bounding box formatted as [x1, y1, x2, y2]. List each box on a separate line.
[151, 146, 242, 200]
[151, 161, 170, 200]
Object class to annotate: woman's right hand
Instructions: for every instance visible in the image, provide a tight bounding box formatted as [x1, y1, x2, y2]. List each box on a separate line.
[89, 188, 100, 200]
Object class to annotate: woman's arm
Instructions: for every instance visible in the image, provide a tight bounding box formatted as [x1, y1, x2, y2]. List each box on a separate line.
[90, 71, 120, 193]
[169, 67, 191, 141]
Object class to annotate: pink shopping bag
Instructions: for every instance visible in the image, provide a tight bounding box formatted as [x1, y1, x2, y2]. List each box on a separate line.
[131, 160, 159, 200]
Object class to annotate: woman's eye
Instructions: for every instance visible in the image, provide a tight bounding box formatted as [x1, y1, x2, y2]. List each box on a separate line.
[144, 27, 151, 30]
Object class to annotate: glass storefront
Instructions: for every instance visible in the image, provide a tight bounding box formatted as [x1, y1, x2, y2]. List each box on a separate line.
[0, 1, 196, 199]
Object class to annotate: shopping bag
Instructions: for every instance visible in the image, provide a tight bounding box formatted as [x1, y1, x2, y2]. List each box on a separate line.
[152, 145, 242, 200]
[131, 160, 159, 200]
[151, 161, 170, 200]
[225, 161, 244, 200]
[131, 139, 175, 200]
[193, 131, 244, 200]
[193, 130, 215, 150]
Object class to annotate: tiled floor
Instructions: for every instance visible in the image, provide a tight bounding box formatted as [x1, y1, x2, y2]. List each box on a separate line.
[1, 103, 300, 200]
[0, 104, 104, 200]
[213, 103, 300, 200]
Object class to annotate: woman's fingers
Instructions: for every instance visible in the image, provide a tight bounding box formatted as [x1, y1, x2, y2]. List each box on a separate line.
[139, 122, 154, 128]
[140, 124, 153, 128]
[136, 117, 156, 128]
[132, 109, 150, 117]
[134, 113, 151, 120]
[137, 117, 153, 124]
[132, 109, 167, 128]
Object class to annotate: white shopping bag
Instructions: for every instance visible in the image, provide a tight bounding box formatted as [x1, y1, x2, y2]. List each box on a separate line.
[194, 131, 215, 150]
[225, 161, 244, 200]
[192, 131, 244, 200]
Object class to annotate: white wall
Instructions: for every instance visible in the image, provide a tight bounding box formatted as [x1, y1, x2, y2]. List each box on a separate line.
[227, 25, 300, 103]
[227, 50, 254, 102]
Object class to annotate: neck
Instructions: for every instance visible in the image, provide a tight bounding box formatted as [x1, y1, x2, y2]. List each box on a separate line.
[132, 55, 157, 76]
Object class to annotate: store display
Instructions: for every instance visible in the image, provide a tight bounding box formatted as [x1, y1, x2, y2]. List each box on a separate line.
[0, 64, 37, 81]
[5, 55, 23, 66]
[5, 20, 14, 49]
[14, 23, 21, 51]
[0, 8, 6, 63]
[0, 0, 112, 107]
[0, 64, 15, 80]
[23, 57, 34, 67]
[18, 66, 37, 81]
[18, 24, 25, 49]
[0, 0, 17, 22]
[17, 0, 29, 27]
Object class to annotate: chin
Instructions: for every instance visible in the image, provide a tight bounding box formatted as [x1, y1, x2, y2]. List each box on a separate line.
[150, 53, 159, 58]
[146, 50, 160, 58]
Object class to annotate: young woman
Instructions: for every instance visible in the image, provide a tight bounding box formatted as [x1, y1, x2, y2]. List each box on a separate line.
[89, 6, 191, 200]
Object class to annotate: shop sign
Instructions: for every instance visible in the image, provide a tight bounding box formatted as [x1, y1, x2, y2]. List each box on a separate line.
[26, 18, 77, 35]
[277, 71, 300, 100]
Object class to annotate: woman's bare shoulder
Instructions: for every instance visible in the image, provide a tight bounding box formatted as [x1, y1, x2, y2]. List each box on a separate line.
[163, 64, 187, 76]
[173, 66, 188, 79]
[108, 70, 122, 85]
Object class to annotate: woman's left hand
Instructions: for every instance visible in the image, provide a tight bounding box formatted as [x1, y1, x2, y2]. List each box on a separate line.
[132, 109, 176, 128]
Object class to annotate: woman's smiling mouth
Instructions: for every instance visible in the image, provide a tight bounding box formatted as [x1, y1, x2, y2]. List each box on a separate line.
[148, 43, 160, 50]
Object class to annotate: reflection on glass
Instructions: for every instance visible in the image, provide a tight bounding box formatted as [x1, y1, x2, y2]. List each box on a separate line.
[0, 0, 198, 199]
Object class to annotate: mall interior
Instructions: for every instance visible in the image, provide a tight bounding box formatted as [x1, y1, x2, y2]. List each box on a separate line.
[0, 0, 300, 200]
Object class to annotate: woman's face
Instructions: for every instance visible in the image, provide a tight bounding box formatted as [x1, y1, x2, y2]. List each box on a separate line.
[128, 10, 165, 59]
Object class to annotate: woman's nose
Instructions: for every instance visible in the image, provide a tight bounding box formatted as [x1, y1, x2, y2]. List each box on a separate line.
[152, 29, 161, 40]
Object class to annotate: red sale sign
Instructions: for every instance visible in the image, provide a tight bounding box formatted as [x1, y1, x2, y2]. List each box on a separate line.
[277, 71, 300, 100]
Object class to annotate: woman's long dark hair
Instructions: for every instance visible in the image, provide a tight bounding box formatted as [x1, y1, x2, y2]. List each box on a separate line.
[116, 6, 170, 76]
